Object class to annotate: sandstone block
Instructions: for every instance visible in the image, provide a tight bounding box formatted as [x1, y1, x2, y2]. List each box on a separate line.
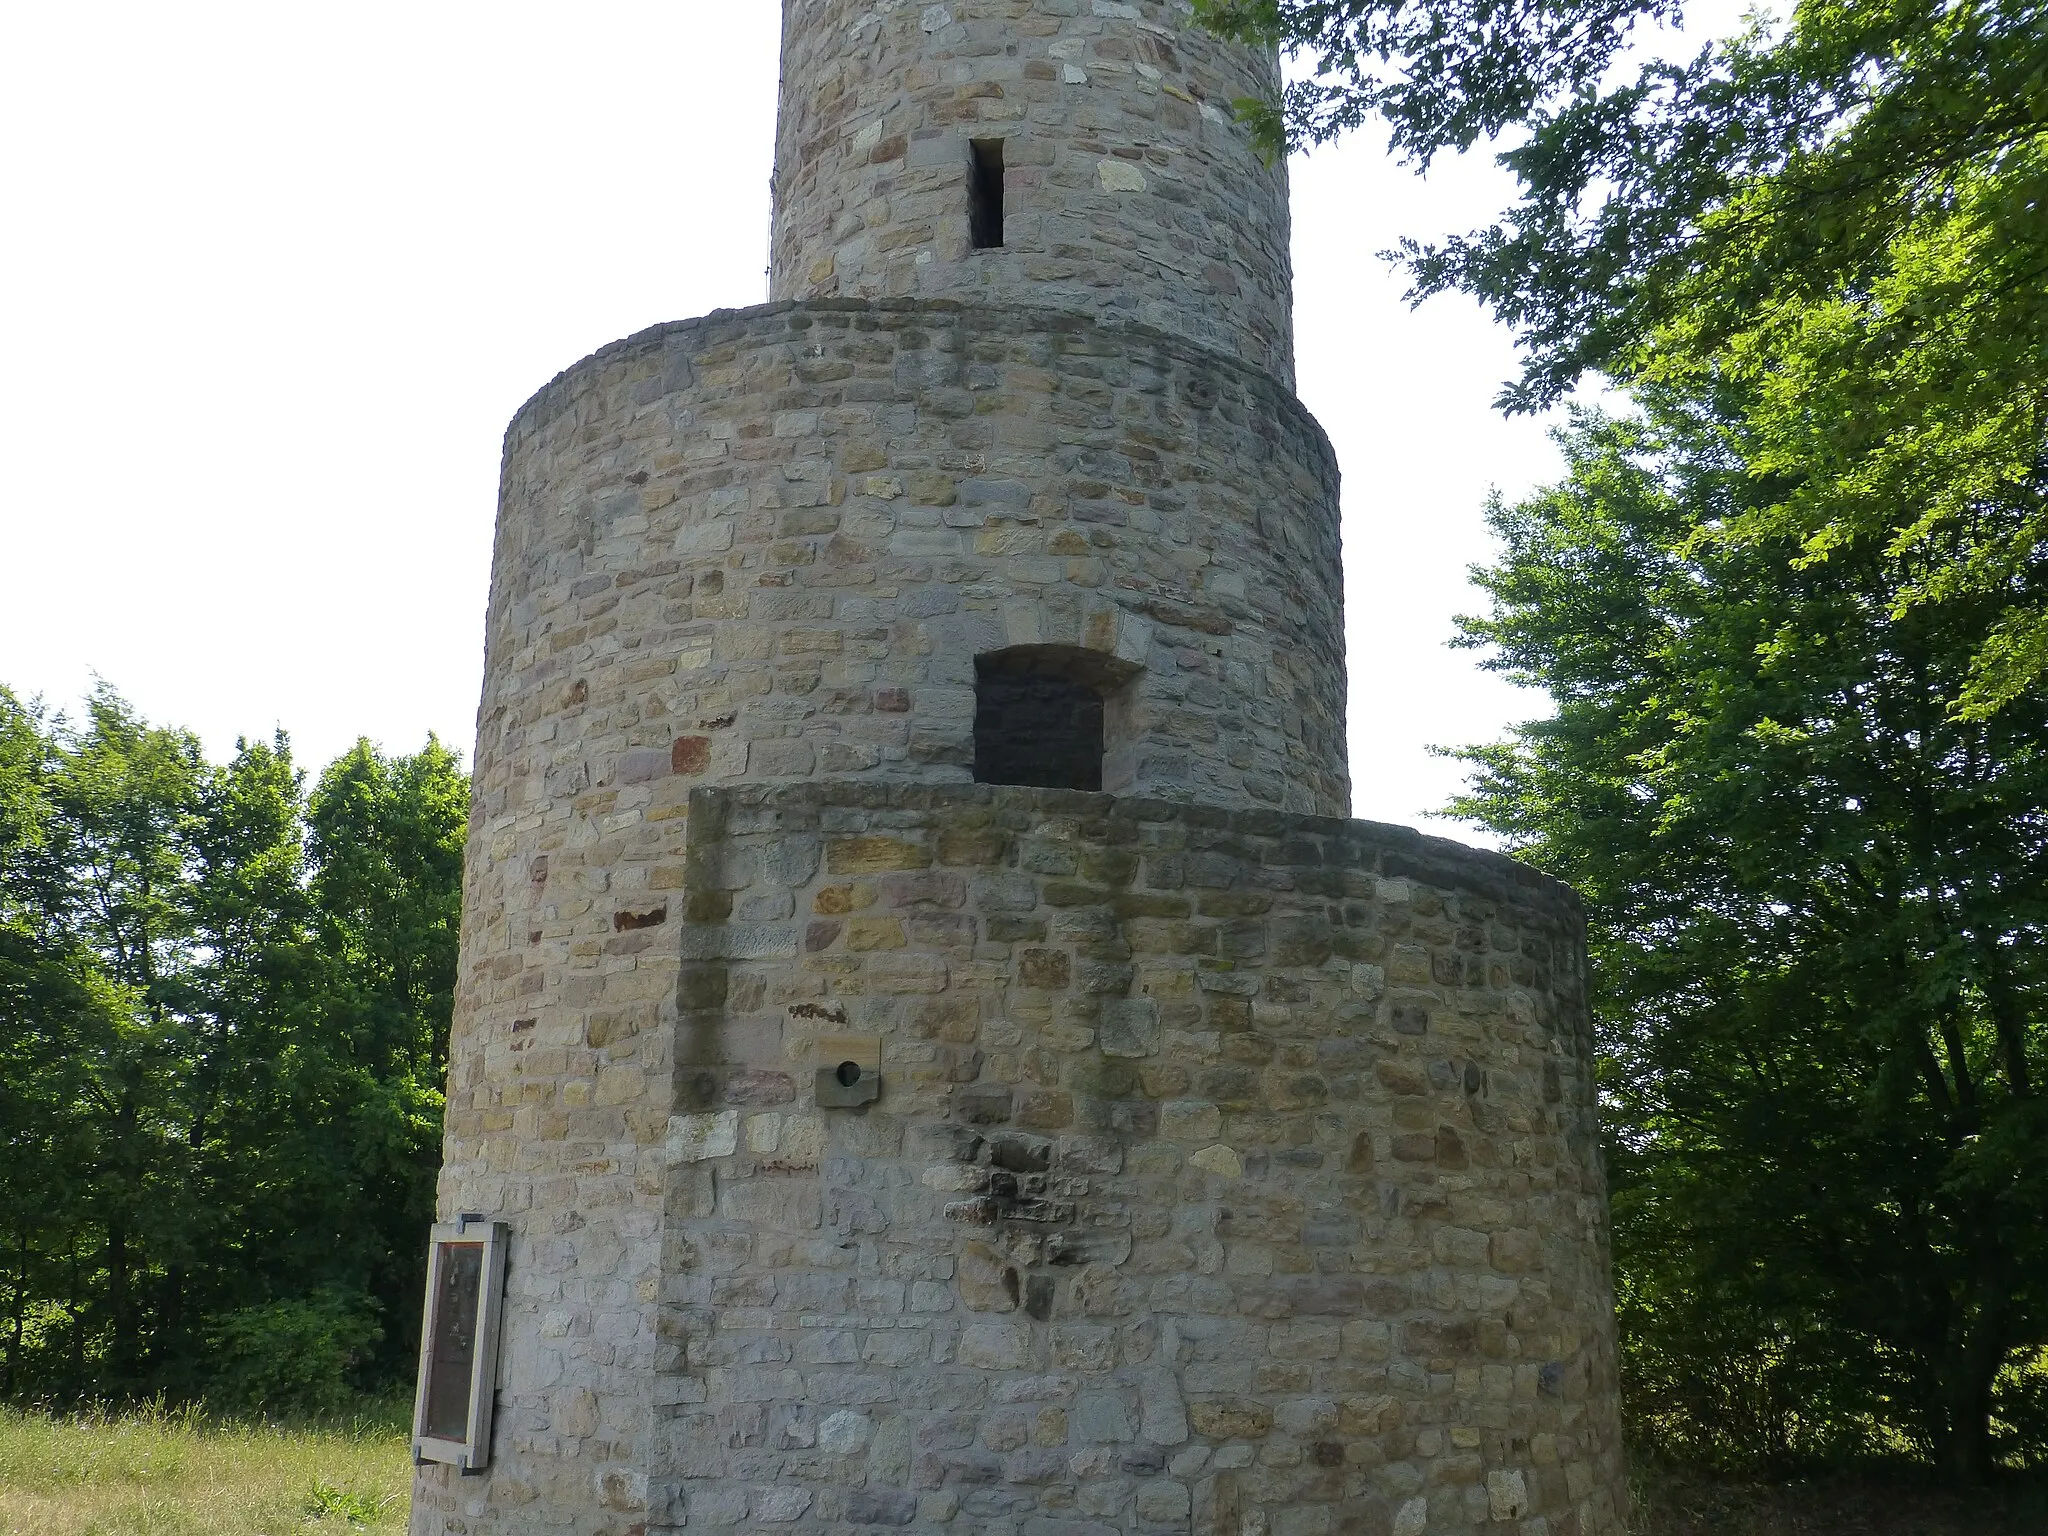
[1188, 1398, 1272, 1440]
[669, 1110, 738, 1163]
[959, 1322, 1033, 1371]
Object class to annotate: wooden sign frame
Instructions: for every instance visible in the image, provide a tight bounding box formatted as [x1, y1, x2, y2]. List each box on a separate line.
[410, 1215, 509, 1473]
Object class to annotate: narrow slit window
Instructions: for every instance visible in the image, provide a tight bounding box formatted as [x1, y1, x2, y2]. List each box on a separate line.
[968, 138, 1005, 249]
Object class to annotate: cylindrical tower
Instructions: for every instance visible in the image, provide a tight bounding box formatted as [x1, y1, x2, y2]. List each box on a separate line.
[480, 298, 1346, 821]
[413, 4, 1625, 1535]
[770, 0, 1296, 385]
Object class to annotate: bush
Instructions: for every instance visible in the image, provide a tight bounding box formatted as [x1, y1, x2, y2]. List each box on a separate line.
[205, 1289, 383, 1418]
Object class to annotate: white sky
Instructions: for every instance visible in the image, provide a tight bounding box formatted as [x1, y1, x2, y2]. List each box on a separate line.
[0, 2, 1738, 832]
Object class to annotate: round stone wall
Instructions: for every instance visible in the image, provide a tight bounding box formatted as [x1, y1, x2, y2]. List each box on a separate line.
[484, 299, 1348, 828]
[414, 0, 1629, 1525]
[642, 784, 1625, 1536]
[771, 0, 1295, 387]
[412, 781, 1624, 1536]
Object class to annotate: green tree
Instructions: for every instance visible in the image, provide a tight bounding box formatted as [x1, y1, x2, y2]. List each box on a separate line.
[159, 733, 325, 1389]
[0, 688, 79, 1396]
[300, 737, 467, 1384]
[0, 688, 469, 1409]
[1448, 384, 2048, 1479]
[35, 690, 208, 1387]
[1202, 0, 2048, 1477]
[1197, 0, 2048, 709]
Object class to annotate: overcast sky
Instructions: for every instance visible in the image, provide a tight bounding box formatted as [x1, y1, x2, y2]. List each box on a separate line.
[0, 2, 1738, 833]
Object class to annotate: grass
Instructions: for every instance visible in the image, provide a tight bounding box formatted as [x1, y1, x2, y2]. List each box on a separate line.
[0, 1402, 411, 1536]
[4, 1406, 2041, 1536]
[1631, 1459, 2048, 1535]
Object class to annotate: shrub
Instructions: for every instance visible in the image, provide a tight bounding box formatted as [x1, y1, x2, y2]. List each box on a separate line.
[205, 1289, 383, 1418]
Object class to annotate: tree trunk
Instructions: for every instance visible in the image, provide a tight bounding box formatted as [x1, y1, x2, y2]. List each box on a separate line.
[1946, 1351, 2000, 1484]
[5, 1230, 23, 1398]
[156, 1264, 183, 1376]
[108, 1089, 139, 1382]
[1943, 1237, 2013, 1484]
[107, 1218, 132, 1381]
[67, 1242, 83, 1392]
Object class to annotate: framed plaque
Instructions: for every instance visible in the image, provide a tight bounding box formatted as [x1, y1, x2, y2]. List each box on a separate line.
[411, 1215, 509, 1472]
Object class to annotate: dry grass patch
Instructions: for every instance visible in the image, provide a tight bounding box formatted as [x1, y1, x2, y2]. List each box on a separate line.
[0, 1403, 410, 1536]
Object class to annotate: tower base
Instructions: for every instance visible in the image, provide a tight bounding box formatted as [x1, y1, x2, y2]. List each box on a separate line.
[412, 784, 1625, 1536]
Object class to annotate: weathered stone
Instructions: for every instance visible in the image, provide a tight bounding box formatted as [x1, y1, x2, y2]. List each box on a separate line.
[556, 1387, 599, 1439]
[1020, 948, 1072, 989]
[1161, 1101, 1223, 1142]
[819, 1410, 874, 1455]
[1488, 1470, 1531, 1521]
[668, 1110, 738, 1163]
[959, 1322, 1033, 1371]
[959, 1241, 1021, 1313]
[419, 7, 1620, 1536]
[754, 1485, 813, 1522]
[1135, 1482, 1193, 1527]
[1140, 1371, 1191, 1447]
[956, 1085, 1014, 1126]
[1188, 1399, 1272, 1441]
[1188, 1145, 1243, 1179]
[830, 836, 932, 874]
[1072, 1394, 1135, 1444]
[1100, 999, 1162, 1058]
[847, 1489, 919, 1526]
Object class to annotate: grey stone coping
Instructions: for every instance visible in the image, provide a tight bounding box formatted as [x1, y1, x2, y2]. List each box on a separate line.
[684, 779, 1584, 927]
[502, 298, 1338, 477]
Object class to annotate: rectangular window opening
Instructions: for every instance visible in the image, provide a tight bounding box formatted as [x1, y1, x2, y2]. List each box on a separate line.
[974, 646, 1140, 793]
[969, 138, 1005, 250]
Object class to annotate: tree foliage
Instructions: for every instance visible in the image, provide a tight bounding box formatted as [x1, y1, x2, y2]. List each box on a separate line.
[0, 684, 466, 1409]
[1447, 382, 2048, 1479]
[1197, 0, 2048, 710]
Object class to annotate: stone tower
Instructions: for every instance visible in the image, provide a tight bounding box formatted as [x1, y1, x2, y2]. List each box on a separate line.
[411, 3, 1626, 1535]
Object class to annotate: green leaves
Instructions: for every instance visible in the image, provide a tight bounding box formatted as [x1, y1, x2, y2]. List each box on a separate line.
[1452, 392, 2048, 1475]
[0, 688, 467, 1410]
[1205, 0, 2048, 709]
[1195, 0, 1686, 165]
[1209, 2, 2047, 390]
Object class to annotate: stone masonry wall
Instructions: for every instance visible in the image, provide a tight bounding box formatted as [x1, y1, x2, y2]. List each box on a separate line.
[771, 0, 1295, 387]
[416, 0, 1629, 1525]
[411, 691, 691, 1533]
[646, 784, 1624, 1536]
[487, 300, 1347, 824]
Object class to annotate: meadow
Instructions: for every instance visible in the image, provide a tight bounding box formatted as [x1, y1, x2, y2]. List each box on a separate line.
[0, 1405, 411, 1536]
[5, 1404, 2043, 1536]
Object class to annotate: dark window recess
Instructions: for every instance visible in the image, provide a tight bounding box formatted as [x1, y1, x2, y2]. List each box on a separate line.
[968, 138, 1005, 249]
[974, 646, 1135, 791]
[976, 668, 1101, 790]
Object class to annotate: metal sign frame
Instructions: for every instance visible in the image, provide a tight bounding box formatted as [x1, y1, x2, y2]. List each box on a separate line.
[410, 1214, 509, 1473]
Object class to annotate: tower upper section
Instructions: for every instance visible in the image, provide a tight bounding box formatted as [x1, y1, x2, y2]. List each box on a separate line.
[770, 0, 1296, 386]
